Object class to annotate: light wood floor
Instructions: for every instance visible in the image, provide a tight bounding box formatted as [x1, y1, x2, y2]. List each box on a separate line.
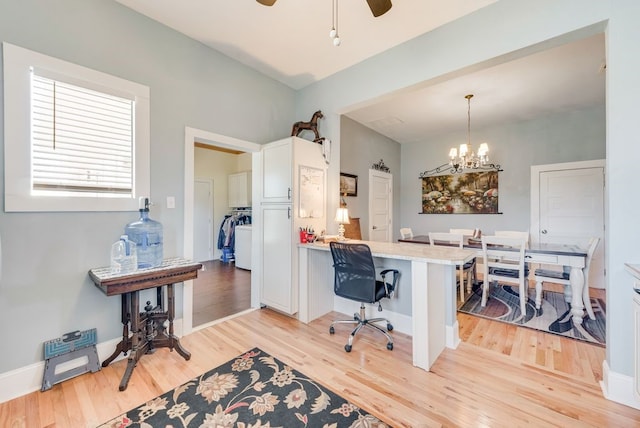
[2, 301, 638, 427]
[192, 260, 251, 327]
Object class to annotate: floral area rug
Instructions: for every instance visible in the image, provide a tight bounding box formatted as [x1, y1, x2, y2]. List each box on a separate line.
[458, 283, 606, 346]
[98, 347, 389, 428]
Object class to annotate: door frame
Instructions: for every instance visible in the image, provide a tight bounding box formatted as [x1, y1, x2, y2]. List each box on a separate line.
[183, 127, 261, 335]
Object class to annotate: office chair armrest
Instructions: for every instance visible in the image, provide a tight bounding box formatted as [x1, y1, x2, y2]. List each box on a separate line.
[380, 269, 400, 298]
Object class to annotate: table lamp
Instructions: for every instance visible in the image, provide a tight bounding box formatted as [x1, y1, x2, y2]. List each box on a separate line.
[334, 207, 350, 241]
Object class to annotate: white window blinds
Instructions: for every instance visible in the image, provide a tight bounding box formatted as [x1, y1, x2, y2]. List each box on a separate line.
[31, 72, 134, 196]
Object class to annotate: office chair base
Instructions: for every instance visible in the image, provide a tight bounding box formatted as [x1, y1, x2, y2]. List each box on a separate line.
[329, 305, 393, 352]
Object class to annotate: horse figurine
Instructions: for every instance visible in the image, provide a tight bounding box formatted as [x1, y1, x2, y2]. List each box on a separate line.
[291, 110, 323, 140]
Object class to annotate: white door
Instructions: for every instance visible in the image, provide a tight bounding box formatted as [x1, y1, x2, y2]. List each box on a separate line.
[368, 169, 392, 242]
[194, 178, 213, 262]
[531, 160, 605, 288]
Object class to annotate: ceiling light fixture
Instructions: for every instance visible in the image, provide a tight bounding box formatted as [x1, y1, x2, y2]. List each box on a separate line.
[329, 0, 341, 46]
[418, 94, 501, 178]
[448, 94, 489, 172]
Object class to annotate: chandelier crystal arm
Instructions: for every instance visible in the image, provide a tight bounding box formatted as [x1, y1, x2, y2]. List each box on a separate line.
[447, 94, 490, 171]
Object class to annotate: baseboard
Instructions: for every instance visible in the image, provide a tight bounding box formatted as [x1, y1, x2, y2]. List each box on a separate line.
[0, 318, 185, 404]
[601, 360, 640, 410]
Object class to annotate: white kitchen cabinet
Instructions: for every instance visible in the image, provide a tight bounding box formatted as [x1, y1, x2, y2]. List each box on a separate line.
[260, 205, 294, 312]
[262, 140, 292, 203]
[259, 137, 327, 315]
[228, 171, 251, 208]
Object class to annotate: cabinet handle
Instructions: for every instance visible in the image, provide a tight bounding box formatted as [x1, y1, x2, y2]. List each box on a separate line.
[541, 229, 548, 234]
[288, 206, 291, 219]
[288, 188, 291, 200]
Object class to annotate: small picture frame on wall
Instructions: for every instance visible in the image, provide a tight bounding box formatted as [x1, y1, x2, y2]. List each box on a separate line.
[340, 173, 358, 197]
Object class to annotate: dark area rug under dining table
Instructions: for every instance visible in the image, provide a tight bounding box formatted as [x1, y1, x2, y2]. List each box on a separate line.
[97, 347, 390, 427]
[458, 283, 606, 346]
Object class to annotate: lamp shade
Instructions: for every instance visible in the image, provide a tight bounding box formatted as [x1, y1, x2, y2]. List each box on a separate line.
[334, 207, 350, 224]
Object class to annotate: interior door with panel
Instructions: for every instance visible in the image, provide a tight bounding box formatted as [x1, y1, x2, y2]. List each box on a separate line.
[531, 160, 605, 288]
[368, 169, 392, 242]
[194, 178, 213, 262]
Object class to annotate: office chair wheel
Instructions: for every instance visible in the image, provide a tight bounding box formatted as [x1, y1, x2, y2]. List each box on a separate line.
[387, 342, 393, 351]
[329, 326, 335, 334]
[344, 344, 352, 352]
[387, 323, 393, 331]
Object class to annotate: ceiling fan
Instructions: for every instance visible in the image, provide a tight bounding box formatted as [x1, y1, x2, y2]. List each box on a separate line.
[256, 0, 393, 17]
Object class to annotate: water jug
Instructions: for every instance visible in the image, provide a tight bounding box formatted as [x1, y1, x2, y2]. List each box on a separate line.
[125, 197, 163, 269]
[110, 235, 138, 274]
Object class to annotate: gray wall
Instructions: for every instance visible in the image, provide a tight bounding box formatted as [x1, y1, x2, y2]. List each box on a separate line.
[400, 106, 605, 235]
[0, 0, 294, 373]
[339, 116, 401, 240]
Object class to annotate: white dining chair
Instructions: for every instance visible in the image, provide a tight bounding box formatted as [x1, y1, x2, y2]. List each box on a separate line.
[481, 235, 529, 320]
[449, 228, 475, 236]
[533, 237, 600, 320]
[495, 230, 530, 245]
[429, 232, 474, 301]
[400, 228, 414, 239]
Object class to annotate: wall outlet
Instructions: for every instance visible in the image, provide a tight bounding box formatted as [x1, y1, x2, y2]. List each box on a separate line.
[166, 196, 175, 209]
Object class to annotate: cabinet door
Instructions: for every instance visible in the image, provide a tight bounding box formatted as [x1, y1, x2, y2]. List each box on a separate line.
[261, 205, 294, 313]
[228, 172, 251, 208]
[262, 141, 291, 203]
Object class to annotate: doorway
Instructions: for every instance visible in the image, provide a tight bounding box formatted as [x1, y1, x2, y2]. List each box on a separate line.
[194, 178, 213, 262]
[368, 169, 393, 242]
[183, 127, 261, 334]
[530, 159, 605, 289]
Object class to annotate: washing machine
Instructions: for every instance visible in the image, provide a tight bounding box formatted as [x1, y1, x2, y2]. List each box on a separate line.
[234, 225, 252, 270]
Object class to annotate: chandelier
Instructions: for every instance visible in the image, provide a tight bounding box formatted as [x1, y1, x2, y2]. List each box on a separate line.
[448, 94, 489, 171]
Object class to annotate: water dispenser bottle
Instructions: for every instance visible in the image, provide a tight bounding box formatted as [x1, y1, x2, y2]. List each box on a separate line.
[110, 235, 138, 274]
[125, 197, 163, 269]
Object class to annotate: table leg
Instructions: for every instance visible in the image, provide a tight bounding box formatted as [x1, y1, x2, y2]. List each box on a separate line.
[167, 284, 191, 360]
[102, 293, 131, 367]
[119, 291, 140, 391]
[569, 267, 586, 325]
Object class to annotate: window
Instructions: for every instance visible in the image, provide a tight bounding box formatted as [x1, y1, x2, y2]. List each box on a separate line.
[3, 42, 150, 212]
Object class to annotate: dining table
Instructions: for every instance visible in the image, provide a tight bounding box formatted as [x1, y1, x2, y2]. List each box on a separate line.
[399, 234, 591, 325]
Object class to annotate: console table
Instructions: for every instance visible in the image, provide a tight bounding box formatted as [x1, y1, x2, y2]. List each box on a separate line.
[89, 257, 202, 391]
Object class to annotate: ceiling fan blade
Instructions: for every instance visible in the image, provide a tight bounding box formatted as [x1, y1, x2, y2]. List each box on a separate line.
[256, 0, 277, 6]
[366, 0, 392, 17]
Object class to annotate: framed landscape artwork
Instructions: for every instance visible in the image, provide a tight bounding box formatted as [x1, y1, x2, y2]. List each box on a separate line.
[421, 171, 499, 214]
[340, 173, 358, 197]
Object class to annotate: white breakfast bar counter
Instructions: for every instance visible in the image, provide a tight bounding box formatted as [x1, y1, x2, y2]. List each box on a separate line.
[298, 240, 476, 371]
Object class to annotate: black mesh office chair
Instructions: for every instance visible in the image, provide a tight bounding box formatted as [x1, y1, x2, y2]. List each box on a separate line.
[329, 242, 399, 352]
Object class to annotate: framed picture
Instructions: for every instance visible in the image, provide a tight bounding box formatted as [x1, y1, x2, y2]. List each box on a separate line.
[340, 173, 358, 197]
[420, 170, 499, 214]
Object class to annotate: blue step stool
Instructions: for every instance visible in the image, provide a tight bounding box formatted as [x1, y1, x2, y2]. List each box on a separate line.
[41, 328, 100, 391]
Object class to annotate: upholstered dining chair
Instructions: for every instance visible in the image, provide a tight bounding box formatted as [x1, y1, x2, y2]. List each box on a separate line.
[533, 237, 600, 320]
[329, 242, 399, 352]
[399, 227, 413, 239]
[481, 235, 529, 320]
[429, 232, 475, 301]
